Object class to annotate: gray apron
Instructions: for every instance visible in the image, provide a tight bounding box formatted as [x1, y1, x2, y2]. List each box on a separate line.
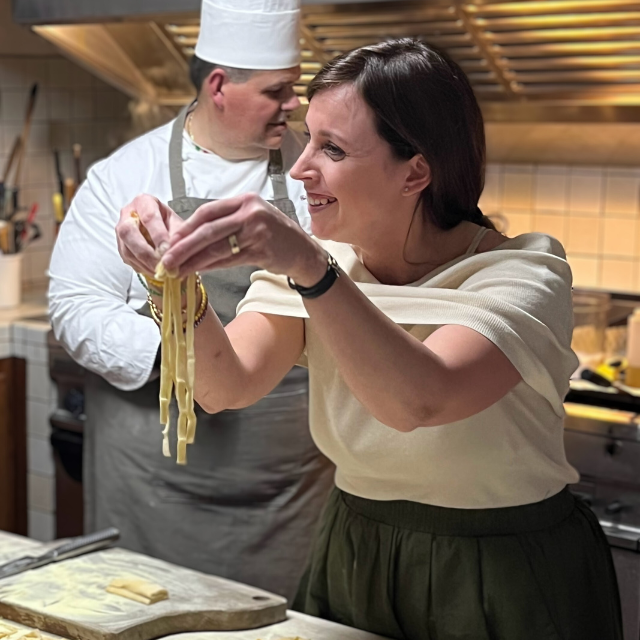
[84, 106, 334, 601]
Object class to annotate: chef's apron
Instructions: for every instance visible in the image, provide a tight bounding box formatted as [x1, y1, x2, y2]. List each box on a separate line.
[83, 105, 335, 601]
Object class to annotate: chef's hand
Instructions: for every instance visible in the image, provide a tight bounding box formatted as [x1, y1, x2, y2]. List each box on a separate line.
[116, 195, 184, 276]
[161, 193, 327, 286]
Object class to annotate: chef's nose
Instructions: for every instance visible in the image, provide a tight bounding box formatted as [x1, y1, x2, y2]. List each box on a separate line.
[281, 91, 301, 113]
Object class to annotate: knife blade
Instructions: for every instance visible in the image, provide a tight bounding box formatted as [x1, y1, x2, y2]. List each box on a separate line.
[0, 527, 120, 580]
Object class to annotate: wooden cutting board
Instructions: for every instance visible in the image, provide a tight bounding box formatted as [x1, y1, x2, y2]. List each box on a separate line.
[0, 616, 70, 640]
[0, 547, 286, 640]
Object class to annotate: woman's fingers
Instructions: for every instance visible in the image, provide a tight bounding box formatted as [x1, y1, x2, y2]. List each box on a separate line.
[162, 215, 243, 272]
[170, 196, 247, 244]
[130, 195, 172, 255]
[175, 234, 253, 276]
[120, 245, 154, 276]
[116, 212, 159, 272]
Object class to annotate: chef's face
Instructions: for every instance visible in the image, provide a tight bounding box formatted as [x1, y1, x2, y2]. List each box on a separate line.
[290, 84, 414, 245]
[221, 66, 301, 151]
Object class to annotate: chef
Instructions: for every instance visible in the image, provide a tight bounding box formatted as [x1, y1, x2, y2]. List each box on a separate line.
[48, 0, 334, 601]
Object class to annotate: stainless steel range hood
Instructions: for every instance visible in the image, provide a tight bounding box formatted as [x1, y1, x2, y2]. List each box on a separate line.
[14, 0, 640, 122]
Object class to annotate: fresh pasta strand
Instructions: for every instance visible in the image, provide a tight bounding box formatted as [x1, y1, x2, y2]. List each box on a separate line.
[185, 273, 197, 444]
[155, 263, 198, 464]
[158, 271, 174, 458]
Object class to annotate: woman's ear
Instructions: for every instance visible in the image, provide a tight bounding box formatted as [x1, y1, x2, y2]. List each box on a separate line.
[403, 154, 431, 196]
[203, 69, 227, 110]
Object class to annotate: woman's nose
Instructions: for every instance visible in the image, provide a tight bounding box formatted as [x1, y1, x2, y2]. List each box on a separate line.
[290, 145, 313, 182]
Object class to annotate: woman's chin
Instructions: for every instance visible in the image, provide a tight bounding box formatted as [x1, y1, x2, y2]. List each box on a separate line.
[310, 220, 333, 241]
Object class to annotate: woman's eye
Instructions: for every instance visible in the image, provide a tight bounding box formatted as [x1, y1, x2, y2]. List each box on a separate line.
[324, 143, 345, 160]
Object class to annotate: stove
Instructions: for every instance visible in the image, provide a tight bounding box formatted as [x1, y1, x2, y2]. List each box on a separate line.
[564, 409, 640, 640]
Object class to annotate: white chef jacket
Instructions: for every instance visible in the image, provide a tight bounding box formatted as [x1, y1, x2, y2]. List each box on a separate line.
[49, 121, 310, 392]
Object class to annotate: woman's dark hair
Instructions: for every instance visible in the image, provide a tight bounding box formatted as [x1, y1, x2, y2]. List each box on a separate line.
[307, 38, 493, 231]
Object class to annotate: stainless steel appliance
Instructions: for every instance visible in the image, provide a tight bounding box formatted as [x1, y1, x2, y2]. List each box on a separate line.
[565, 404, 640, 640]
[12, 0, 640, 124]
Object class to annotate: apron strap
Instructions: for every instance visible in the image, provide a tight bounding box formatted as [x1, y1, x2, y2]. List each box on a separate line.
[268, 149, 290, 201]
[169, 104, 193, 201]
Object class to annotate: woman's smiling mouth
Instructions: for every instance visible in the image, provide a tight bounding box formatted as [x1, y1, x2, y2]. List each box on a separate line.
[306, 193, 337, 211]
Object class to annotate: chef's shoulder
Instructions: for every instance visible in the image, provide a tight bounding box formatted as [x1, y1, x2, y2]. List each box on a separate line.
[83, 120, 174, 204]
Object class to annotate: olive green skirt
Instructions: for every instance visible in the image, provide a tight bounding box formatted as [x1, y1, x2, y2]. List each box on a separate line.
[293, 487, 623, 640]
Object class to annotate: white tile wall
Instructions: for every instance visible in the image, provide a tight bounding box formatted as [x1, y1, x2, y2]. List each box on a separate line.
[28, 509, 54, 543]
[0, 55, 131, 290]
[27, 398, 50, 439]
[535, 166, 568, 214]
[569, 168, 604, 217]
[6, 318, 57, 540]
[487, 162, 640, 293]
[28, 472, 54, 512]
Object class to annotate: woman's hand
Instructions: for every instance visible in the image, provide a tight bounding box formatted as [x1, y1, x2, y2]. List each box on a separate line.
[161, 193, 327, 285]
[116, 194, 184, 276]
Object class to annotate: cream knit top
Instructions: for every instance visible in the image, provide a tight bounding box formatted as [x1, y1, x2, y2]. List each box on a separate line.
[237, 232, 580, 508]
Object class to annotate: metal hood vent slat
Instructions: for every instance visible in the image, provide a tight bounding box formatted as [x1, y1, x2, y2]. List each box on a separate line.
[21, 0, 640, 121]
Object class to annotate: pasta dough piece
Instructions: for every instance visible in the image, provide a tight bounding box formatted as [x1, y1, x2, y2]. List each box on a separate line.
[7, 631, 43, 639]
[106, 578, 169, 605]
[155, 264, 198, 464]
[0, 621, 48, 640]
[0, 622, 15, 639]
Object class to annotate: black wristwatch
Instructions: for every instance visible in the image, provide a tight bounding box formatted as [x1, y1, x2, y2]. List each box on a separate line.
[288, 253, 340, 299]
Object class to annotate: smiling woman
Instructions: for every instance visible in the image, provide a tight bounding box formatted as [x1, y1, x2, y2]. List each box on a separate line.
[117, 38, 623, 640]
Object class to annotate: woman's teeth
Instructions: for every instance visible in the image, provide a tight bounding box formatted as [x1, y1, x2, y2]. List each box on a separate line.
[309, 197, 337, 206]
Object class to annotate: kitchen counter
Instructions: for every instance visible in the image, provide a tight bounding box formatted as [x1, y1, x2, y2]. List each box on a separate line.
[0, 531, 389, 640]
[0, 289, 49, 329]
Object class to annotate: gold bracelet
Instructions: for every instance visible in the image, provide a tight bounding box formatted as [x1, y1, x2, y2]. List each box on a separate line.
[147, 277, 208, 331]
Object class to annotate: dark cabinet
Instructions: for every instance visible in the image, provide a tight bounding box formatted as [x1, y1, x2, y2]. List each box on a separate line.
[0, 358, 27, 534]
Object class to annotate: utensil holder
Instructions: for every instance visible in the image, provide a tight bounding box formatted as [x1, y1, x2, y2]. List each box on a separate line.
[0, 253, 23, 309]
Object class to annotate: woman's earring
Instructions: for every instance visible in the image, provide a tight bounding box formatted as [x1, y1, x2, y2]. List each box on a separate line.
[404, 187, 409, 193]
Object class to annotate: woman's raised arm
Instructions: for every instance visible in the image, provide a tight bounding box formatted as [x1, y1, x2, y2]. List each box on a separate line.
[116, 194, 305, 414]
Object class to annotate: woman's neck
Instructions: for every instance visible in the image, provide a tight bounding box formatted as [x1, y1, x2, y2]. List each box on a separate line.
[354, 221, 480, 286]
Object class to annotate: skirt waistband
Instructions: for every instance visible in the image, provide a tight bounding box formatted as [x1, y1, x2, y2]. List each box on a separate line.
[340, 486, 576, 536]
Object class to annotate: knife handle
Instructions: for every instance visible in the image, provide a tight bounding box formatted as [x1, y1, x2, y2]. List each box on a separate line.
[51, 527, 120, 562]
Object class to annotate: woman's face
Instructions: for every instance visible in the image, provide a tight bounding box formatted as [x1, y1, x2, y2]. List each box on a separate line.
[290, 84, 414, 247]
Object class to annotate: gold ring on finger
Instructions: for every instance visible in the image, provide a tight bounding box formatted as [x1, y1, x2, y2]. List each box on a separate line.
[228, 234, 241, 255]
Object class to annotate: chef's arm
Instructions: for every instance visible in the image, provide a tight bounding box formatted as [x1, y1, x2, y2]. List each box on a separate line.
[49, 173, 161, 391]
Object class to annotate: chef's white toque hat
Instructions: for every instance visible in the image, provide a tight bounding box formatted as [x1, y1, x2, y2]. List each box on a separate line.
[195, 0, 301, 70]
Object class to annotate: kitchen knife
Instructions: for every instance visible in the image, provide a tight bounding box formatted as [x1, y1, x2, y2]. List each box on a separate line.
[0, 527, 120, 580]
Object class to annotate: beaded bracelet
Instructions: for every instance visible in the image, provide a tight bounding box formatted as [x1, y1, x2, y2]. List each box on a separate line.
[137, 272, 163, 297]
[137, 271, 189, 296]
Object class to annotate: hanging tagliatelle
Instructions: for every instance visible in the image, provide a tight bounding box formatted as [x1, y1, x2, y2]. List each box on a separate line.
[130, 210, 203, 464]
[154, 263, 198, 465]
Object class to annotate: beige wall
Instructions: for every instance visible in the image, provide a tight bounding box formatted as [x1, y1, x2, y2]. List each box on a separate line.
[486, 123, 640, 167]
[480, 162, 640, 293]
